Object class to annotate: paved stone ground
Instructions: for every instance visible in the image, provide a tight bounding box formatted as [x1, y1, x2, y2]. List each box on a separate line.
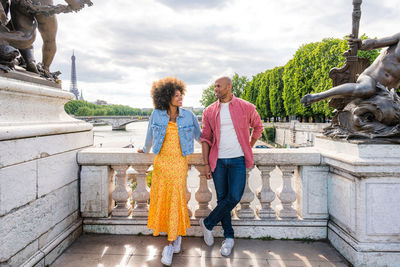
[51, 234, 349, 267]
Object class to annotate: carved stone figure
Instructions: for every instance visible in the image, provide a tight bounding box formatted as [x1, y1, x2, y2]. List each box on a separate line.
[301, 1, 400, 139]
[0, 0, 92, 78]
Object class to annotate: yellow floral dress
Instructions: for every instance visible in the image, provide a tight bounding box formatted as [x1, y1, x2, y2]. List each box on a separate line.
[147, 121, 190, 241]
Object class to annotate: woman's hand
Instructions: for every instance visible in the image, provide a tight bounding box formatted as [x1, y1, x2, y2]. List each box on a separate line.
[204, 164, 212, 180]
[137, 149, 144, 153]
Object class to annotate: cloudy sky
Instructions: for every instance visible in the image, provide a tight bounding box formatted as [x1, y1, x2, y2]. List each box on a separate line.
[34, 0, 400, 108]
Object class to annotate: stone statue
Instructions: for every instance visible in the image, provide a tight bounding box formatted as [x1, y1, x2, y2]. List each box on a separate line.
[0, 0, 92, 79]
[300, 1, 400, 139]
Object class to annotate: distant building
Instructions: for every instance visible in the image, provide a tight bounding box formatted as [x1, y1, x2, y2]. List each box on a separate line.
[69, 51, 80, 100]
[183, 106, 193, 111]
[95, 99, 108, 105]
[79, 89, 84, 101]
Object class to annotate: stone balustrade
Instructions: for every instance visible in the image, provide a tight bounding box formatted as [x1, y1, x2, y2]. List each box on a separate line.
[77, 147, 328, 239]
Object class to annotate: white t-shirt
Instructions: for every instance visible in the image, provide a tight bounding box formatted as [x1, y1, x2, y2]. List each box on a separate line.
[218, 102, 244, 158]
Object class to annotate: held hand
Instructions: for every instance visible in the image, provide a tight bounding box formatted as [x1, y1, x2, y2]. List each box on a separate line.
[137, 149, 144, 153]
[204, 164, 212, 180]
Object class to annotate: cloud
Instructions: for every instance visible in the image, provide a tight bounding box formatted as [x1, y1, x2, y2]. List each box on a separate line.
[32, 0, 400, 108]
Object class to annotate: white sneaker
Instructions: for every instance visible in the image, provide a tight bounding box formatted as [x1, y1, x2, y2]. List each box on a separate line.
[161, 244, 174, 266]
[199, 218, 214, 246]
[220, 238, 234, 256]
[172, 236, 181, 253]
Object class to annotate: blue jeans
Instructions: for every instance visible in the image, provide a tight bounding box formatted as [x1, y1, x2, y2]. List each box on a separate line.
[203, 157, 246, 238]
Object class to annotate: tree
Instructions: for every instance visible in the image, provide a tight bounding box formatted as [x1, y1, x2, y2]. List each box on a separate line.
[255, 70, 271, 120]
[268, 66, 285, 119]
[242, 72, 263, 105]
[231, 73, 249, 97]
[75, 106, 93, 116]
[200, 84, 216, 108]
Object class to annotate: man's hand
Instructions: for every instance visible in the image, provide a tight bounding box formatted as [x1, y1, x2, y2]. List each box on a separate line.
[137, 149, 144, 153]
[204, 164, 212, 180]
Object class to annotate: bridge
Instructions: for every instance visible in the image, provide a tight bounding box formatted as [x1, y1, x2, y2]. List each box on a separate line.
[75, 116, 150, 130]
[76, 115, 202, 130]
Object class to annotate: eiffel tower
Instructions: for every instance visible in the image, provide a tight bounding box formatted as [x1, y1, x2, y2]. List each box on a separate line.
[69, 51, 80, 100]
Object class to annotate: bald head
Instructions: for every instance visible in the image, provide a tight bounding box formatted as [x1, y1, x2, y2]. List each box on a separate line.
[216, 76, 232, 86]
[214, 76, 233, 102]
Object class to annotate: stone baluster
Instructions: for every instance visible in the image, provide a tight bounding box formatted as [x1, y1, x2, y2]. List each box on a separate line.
[111, 165, 131, 217]
[131, 164, 151, 218]
[237, 167, 256, 219]
[256, 165, 277, 219]
[185, 172, 192, 218]
[276, 165, 298, 218]
[194, 164, 212, 218]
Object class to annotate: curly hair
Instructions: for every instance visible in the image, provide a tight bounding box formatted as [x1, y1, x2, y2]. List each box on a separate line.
[151, 77, 186, 110]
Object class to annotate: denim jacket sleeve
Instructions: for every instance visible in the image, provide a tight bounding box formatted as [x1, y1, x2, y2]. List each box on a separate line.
[142, 111, 154, 153]
[192, 112, 201, 142]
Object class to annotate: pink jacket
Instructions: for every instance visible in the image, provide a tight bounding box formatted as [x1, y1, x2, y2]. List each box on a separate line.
[200, 96, 263, 172]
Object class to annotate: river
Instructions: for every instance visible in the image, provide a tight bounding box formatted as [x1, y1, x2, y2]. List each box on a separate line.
[93, 121, 148, 148]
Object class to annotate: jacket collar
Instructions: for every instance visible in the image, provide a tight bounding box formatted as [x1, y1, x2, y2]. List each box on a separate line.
[216, 94, 237, 108]
[159, 107, 184, 118]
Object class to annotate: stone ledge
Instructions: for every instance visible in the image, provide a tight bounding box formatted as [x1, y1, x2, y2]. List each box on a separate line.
[83, 218, 328, 239]
[328, 222, 400, 266]
[0, 67, 61, 89]
[77, 148, 322, 166]
[84, 217, 327, 226]
[20, 219, 82, 267]
[328, 221, 400, 252]
[0, 130, 93, 168]
[0, 122, 93, 141]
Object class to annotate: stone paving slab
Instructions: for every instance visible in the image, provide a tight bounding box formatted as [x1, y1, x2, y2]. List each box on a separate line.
[51, 234, 349, 267]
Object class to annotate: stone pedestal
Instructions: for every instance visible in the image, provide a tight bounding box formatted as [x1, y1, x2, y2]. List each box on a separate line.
[315, 136, 400, 266]
[0, 75, 93, 266]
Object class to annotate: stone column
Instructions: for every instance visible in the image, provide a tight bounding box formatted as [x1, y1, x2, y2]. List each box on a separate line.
[111, 165, 131, 217]
[276, 165, 298, 218]
[131, 164, 151, 218]
[194, 165, 212, 218]
[257, 165, 277, 219]
[237, 167, 256, 219]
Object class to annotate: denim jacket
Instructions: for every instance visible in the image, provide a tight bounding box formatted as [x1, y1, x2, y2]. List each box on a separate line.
[142, 108, 201, 156]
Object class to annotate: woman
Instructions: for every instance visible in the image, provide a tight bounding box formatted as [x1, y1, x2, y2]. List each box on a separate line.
[138, 77, 201, 266]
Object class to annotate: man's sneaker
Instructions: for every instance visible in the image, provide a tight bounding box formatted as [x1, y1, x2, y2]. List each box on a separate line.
[199, 218, 214, 246]
[220, 238, 234, 256]
[172, 236, 182, 253]
[161, 244, 174, 266]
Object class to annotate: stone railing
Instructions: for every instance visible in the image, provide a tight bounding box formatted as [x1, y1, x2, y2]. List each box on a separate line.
[77, 148, 328, 239]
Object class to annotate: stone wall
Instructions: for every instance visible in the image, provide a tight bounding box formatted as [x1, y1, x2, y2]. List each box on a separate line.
[315, 137, 400, 266]
[266, 121, 327, 146]
[0, 75, 93, 267]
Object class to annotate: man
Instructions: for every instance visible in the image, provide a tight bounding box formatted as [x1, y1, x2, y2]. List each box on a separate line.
[199, 76, 263, 256]
[301, 33, 400, 106]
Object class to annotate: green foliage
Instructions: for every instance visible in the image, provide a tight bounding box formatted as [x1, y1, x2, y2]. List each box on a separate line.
[280, 35, 381, 119]
[283, 42, 318, 117]
[64, 100, 149, 116]
[255, 71, 271, 119]
[261, 127, 276, 143]
[268, 67, 285, 118]
[200, 84, 217, 108]
[200, 73, 249, 107]
[75, 106, 93, 116]
[231, 73, 249, 97]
